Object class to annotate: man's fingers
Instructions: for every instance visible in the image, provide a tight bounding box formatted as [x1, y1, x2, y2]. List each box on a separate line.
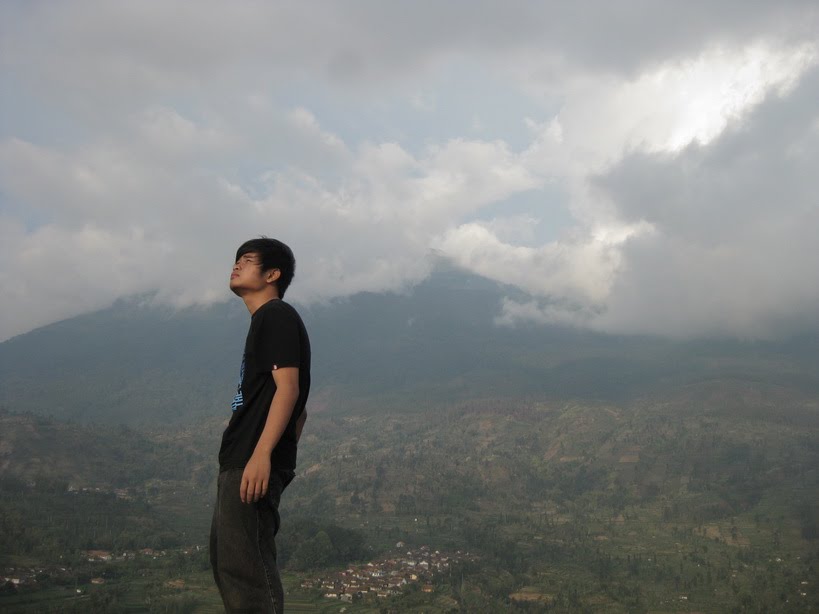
[240, 466, 270, 503]
[245, 479, 262, 502]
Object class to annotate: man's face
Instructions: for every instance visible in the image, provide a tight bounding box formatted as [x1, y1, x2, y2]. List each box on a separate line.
[229, 252, 269, 296]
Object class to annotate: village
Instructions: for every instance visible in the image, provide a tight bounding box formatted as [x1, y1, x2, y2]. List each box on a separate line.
[301, 543, 478, 603]
[0, 546, 202, 595]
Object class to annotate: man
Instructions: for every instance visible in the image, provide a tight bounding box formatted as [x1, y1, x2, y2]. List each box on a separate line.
[210, 237, 311, 613]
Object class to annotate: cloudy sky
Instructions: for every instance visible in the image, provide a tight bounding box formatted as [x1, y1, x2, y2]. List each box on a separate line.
[1, 1, 818, 341]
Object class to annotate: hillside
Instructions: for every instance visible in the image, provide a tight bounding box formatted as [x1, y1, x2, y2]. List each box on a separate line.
[1, 380, 818, 611]
[2, 266, 819, 426]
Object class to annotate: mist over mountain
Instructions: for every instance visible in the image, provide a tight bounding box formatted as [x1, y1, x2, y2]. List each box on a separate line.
[1, 266, 818, 425]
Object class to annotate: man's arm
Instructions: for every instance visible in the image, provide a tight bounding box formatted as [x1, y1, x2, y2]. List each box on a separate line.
[240, 367, 299, 503]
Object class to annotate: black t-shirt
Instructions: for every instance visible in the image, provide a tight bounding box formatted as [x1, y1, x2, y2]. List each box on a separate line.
[218, 299, 311, 471]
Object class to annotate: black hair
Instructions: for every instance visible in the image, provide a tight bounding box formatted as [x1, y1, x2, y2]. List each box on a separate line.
[235, 237, 296, 298]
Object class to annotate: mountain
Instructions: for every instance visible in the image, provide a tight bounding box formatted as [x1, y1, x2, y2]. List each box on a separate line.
[1, 265, 819, 611]
[1, 265, 819, 425]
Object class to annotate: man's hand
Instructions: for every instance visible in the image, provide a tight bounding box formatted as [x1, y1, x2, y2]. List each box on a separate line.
[240, 452, 271, 503]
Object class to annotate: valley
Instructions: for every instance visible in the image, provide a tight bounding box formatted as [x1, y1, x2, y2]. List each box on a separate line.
[1, 382, 817, 612]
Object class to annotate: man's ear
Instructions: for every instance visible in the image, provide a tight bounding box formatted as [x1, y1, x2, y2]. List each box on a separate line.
[266, 268, 281, 284]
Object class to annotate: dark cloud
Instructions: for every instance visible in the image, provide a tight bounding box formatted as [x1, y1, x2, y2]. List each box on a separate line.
[593, 65, 819, 337]
[3, 1, 816, 93]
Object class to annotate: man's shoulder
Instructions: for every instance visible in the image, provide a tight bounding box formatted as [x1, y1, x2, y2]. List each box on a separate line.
[255, 299, 307, 330]
[271, 300, 306, 322]
[256, 298, 296, 317]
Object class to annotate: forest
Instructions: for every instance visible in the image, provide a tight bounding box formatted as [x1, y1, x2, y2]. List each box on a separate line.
[1, 385, 817, 612]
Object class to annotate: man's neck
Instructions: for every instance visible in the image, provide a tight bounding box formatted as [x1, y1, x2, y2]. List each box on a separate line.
[242, 289, 280, 315]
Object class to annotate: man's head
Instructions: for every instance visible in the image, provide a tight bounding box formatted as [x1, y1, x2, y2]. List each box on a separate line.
[231, 237, 296, 298]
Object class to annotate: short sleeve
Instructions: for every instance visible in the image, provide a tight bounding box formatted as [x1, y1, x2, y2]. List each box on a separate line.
[249, 305, 301, 374]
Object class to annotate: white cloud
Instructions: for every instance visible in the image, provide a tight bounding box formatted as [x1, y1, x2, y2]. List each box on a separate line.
[518, 41, 818, 176]
[287, 108, 347, 152]
[0, 113, 543, 337]
[1, 2, 819, 340]
[436, 222, 641, 306]
[500, 63, 819, 339]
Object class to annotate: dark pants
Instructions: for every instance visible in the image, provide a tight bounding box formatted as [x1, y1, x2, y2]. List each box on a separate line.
[210, 467, 294, 613]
